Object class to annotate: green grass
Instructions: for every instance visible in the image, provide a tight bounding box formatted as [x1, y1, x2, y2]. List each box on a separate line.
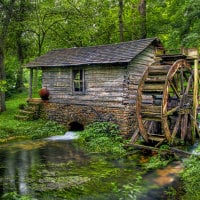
[181, 156, 200, 200]
[0, 91, 66, 144]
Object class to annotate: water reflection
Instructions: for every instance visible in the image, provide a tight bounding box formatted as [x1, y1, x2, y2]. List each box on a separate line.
[0, 140, 87, 197]
[0, 139, 182, 199]
[153, 162, 183, 186]
[1, 147, 39, 195]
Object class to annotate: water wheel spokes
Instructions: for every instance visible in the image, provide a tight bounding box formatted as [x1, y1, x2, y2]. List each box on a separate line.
[136, 59, 198, 147]
[162, 59, 195, 144]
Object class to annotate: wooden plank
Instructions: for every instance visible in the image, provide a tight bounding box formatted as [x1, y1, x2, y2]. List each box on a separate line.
[149, 65, 171, 70]
[87, 87, 124, 93]
[149, 65, 170, 75]
[129, 128, 140, 144]
[146, 75, 166, 83]
[143, 83, 165, 92]
[29, 68, 33, 99]
[142, 112, 161, 118]
[142, 116, 162, 121]
[192, 57, 199, 142]
[125, 143, 162, 152]
[141, 105, 161, 113]
[148, 135, 165, 142]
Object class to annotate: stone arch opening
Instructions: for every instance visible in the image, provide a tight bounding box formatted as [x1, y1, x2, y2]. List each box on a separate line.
[68, 121, 84, 131]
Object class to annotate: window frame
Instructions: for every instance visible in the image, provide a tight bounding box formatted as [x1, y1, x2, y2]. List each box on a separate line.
[72, 68, 85, 94]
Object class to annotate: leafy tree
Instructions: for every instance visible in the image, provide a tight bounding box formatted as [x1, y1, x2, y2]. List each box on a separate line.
[147, 0, 200, 49]
[0, 0, 18, 112]
[13, 1, 32, 90]
[179, 0, 200, 47]
[7, 0, 33, 91]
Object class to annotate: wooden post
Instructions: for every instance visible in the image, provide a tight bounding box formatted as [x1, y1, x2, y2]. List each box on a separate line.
[192, 51, 199, 142]
[29, 68, 33, 99]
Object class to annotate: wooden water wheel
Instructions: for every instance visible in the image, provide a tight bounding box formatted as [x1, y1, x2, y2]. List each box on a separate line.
[134, 55, 199, 147]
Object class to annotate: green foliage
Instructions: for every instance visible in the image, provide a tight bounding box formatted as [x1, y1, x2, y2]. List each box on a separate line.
[159, 144, 170, 150]
[5, 56, 20, 90]
[181, 155, 200, 199]
[164, 186, 177, 199]
[197, 113, 200, 122]
[78, 122, 126, 156]
[143, 154, 171, 170]
[0, 91, 66, 143]
[0, 80, 7, 92]
[2, 192, 35, 200]
[112, 174, 144, 200]
[80, 121, 120, 138]
[29, 120, 66, 140]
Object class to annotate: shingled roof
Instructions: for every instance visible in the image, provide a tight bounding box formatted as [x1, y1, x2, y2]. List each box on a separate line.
[26, 38, 161, 68]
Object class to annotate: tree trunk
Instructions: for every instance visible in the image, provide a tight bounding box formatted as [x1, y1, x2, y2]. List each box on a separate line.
[0, 46, 6, 112]
[15, 32, 24, 91]
[118, 0, 124, 42]
[138, 0, 147, 39]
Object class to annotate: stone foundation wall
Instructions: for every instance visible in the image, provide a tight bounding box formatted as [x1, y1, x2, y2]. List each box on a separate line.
[41, 102, 137, 136]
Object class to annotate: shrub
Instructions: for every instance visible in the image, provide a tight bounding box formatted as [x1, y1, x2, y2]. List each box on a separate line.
[181, 155, 200, 199]
[78, 122, 125, 156]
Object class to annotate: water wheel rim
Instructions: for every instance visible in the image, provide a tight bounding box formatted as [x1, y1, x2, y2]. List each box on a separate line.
[136, 59, 196, 145]
[136, 67, 149, 142]
[162, 59, 193, 142]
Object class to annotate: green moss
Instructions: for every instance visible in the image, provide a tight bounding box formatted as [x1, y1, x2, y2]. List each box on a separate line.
[26, 156, 144, 200]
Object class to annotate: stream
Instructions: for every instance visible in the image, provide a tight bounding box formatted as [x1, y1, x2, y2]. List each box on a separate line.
[0, 132, 183, 199]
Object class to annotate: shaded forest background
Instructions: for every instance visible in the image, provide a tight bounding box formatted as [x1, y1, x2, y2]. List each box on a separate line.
[0, 0, 199, 111]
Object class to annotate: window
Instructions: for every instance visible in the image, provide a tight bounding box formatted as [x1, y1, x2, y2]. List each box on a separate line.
[73, 69, 84, 93]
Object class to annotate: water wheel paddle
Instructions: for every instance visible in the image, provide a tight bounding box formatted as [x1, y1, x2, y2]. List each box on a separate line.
[136, 59, 199, 146]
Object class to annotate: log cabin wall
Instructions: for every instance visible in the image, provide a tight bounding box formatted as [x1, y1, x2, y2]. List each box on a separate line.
[40, 45, 155, 135]
[122, 46, 155, 135]
[42, 65, 126, 106]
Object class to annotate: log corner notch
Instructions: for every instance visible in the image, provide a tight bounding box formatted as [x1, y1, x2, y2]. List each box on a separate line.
[130, 48, 199, 148]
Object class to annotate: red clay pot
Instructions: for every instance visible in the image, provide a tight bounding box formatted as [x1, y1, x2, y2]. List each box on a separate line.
[39, 88, 49, 100]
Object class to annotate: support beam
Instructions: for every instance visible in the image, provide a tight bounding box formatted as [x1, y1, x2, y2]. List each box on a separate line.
[29, 68, 33, 99]
[192, 53, 199, 142]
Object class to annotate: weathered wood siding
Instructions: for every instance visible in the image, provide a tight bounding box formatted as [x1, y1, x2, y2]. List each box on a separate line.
[41, 45, 155, 135]
[125, 45, 155, 105]
[123, 45, 155, 134]
[42, 65, 126, 107]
